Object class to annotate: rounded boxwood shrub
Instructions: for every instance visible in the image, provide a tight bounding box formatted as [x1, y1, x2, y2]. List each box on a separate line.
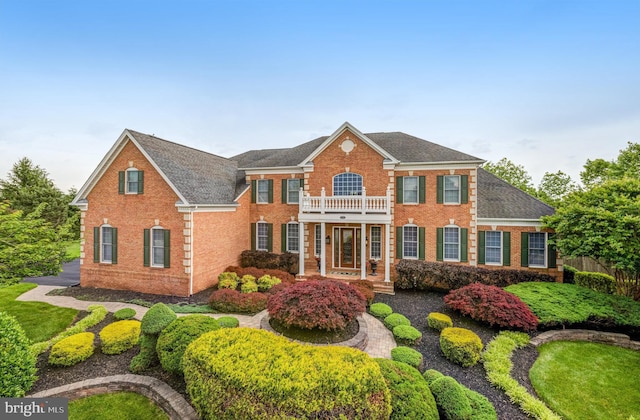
[218, 272, 240, 290]
[393, 325, 422, 346]
[49, 332, 95, 367]
[375, 359, 438, 420]
[440, 327, 483, 367]
[183, 328, 391, 419]
[129, 333, 158, 373]
[99, 320, 141, 355]
[156, 315, 220, 375]
[369, 302, 393, 319]
[208, 289, 268, 314]
[390, 346, 424, 370]
[427, 312, 453, 331]
[444, 283, 538, 332]
[239, 274, 256, 284]
[383, 313, 411, 330]
[429, 375, 473, 420]
[423, 368, 444, 386]
[216, 316, 239, 328]
[267, 280, 366, 331]
[240, 280, 258, 294]
[256, 274, 281, 292]
[464, 388, 497, 420]
[114, 308, 136, 320]
[0, 312, 37, 397]
[141, 303, 177, 335]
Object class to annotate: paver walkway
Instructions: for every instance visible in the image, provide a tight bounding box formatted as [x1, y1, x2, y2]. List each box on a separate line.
[17, 285, 396, 358]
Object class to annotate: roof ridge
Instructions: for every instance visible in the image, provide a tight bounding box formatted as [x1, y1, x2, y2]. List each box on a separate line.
[126, 129, 231, 162]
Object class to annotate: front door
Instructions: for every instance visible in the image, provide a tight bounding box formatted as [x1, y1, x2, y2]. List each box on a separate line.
[334, 227, 361, 269]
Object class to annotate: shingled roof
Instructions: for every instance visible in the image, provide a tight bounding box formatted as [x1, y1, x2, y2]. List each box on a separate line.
[127, 130, 244, 205]
[476, 168, 554, 220]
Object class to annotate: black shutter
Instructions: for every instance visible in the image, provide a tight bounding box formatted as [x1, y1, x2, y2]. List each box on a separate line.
[461, 175, 468, 204]
[521, 232, 529, 267]
[460, 228, 468, 262]
[547, 233, 557, 268]
[436, 227, 443, 261]
[419, 176, 426, 204]
[267, 223, 273, 252]
[282, 179, 288, 203]
[478, 231, 486, 264]
[112, 228, 118, 264]
[396, 177, 403, 204]
[137, 171, 144, 194]
[251, 223, 256, 250]
[251, 180, 257, 203]
[143, 229, 150, 267]
[163, 230, 170, 268]
[281, 224, 287, 252]
[396, 227, 403, 259]
[418, 227, 425, 260]
[503, 232, 511, 266]
[268, 180, 274, 203]
[436, 176, 443, 204]
[93, 227, 100, 262]
[118, 171, 125, 194]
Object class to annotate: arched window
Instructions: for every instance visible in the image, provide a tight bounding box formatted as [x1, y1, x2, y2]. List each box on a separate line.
[333, 173, 363, 196]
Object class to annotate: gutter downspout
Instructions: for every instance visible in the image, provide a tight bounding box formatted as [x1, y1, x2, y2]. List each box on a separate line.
[189, 208, 194, 296]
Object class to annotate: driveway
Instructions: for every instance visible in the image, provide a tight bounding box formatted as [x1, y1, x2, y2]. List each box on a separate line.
[23, 259, 80, 287]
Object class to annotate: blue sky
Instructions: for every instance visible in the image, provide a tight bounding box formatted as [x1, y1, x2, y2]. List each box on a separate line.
[1, 0, 638, 191]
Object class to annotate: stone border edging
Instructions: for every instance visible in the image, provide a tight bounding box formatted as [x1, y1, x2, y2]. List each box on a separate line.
[28, 374, 197, 420]
[260, 313, 368, 350]
[530, 329, 640, 351]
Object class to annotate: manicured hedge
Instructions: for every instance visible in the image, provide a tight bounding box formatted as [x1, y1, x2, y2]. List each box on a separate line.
[256, 274, 281, 292]
[129, 333, 157, 373]
[114, 308, 136, 320]
[239, 250, 298, 274]
[99, 320, 141, 355]
[140, 303, 177, 335]
[208, 289, 268, 314]
[217, 272, 240, 290]
[393, 325, 422, 346]
[225, 266, 295, 284]
[383, 313, 411, 330]
[575, 271, 616, 295]
[395, 259, 554, 291]
[49, 332, 95, 367]
[440, 327, 483, 367]
[427, 312, 453, 331]
[429, 375, 473, 420]
[156, 315, 220, 375]
[129, 303, 176, 373]
[183, 328, 391, 419]
[0, 312, 37, 397]
[217, 316, 240, 328]
[369, 302, 393, 319]
[424, 369, 496, 420]
[444, 283, 539, 332]
[375, 359, 438, 420]
[304, 275, 376, 304]
[390, 346, 423, 370]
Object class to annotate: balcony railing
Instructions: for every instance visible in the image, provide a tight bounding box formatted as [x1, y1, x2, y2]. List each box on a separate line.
[300, 187, 391, 215]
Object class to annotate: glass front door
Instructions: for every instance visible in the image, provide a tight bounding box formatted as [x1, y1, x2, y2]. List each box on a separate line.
[333, 227, 361, 269]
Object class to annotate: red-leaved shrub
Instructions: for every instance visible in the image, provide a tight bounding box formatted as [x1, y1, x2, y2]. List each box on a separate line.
[444, 283, 538, 332]
[208, 289, 268, 314]
[267, 280, 366, 331]
[303, 275, 375, 304]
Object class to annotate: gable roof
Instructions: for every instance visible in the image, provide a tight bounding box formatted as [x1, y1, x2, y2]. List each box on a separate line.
[476, 168, 554, 220]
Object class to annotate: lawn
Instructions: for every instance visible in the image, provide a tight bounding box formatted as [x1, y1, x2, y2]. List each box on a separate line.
[68, 391, 169, 420]
[530, 341, 640, 420]
[63, 240, 81, 261]
[0, 283, 78, 343]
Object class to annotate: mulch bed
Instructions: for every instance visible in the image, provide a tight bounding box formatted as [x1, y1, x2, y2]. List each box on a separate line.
[36, 286, 541, 419]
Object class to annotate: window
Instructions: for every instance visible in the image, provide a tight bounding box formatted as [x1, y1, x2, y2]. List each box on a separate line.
[403, 177, 418, 204]
[287, 223, 299, 253]
[444, 175, 460, 204]
[333, 173, 363, 196]
[101, 226, 113, 263]
[127, 170, 140, 193]
[257, 222, 269, 251]
[528, 232, 546, 267]
[287, 179, 301, 204]
[94, 226, 117, 264]
[257, 180, 270, 203]
[370, 226, 381, 259]
[444, 226, 460, 260]
[485, 231, 502, 264]
[119, 169, 144, 194]
[152, 228, 166, 267]
[403, 225, 418, 259]
[315, 224, 322, 256]
[144, 227, 169, 268]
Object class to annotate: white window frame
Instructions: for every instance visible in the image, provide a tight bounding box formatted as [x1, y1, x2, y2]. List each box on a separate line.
[403, 225, 418, 259]
[315, 224, 321, 257]
[333, 172, 363, 196]
[256, 180, 269, 204]
[528, 232, 547, 268]
[126, 168, 140, 194]
[443, 225, 460, 261]
[443, 175, 461, 204]
[403, 176, 419, 204]
[151, 227, 166, 268]
[485, 231, 502, 265]
[287, 179, 300, 204]
[286, 222, 299, 253]
[101, 225, 113, 263]
[257, 222, 269, 251]
[370, 226, 381, 260]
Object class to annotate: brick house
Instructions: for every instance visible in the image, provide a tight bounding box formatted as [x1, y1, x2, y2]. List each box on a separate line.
[72, 122, 560, 296]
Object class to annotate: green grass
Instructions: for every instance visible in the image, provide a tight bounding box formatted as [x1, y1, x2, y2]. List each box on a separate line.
[505, 282, 640, 327]
[0, 283, 78, 343]
[531, 341, 640, 420]
[68, 391, 169, 420]
[63, 241, 81, 261]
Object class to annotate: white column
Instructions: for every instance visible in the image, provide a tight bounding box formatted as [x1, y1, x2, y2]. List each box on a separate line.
[320, 222, 327, 277]
[360, 223, 367, 279]
[385, 223, 391, 282]
[298, 221, 305, 277]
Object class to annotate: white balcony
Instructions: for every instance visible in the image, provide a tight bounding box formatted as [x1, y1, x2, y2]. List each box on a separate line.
[300, 187, 391, 215]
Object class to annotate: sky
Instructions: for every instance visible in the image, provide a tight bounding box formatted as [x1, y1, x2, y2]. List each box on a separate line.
[1, 0, 638, 192]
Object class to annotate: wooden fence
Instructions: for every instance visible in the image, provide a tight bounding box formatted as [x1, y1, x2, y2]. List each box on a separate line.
[563, 257, 613, 275]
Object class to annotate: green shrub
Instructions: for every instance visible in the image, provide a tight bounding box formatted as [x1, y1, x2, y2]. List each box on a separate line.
[369, 302, 393, 319]
[423, 369, 444, 386]
[183, 328, 391, 419]
[140, 303, 177, 335]
[390, 346, 423, 370]
[240, 280, 258, 294]
[216, 316, 239, 328]
[430, 376, 473, 420]
[129, 333, 158, 373]
[256, 274, 281, 292]
[383, 313, 411, 330]
[99, 320, 141, 355]
[156, 315, 220, 375]
[427, 312, 453, 331]
[464, 388, 497, 420]
[393, 325, 422, 346]
[375, 359, 438, 420]
[563, 264, 578, 284]
[114, 308, 136, 320]
[49, 332, 95, 367]
[440, 327, 483, 367]
[218, 272, 240, 290]
[575, 271, 616, 295]
[239, 274, 256, 284]
[0, 312, 37, 397]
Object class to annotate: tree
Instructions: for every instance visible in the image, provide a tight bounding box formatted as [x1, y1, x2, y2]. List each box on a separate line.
[483, 158, 536, 196]
[580, 142, 640, 187]
[536, 171, 580, 207]
[0, 157, 69, 228]
[542, 179, 640, 299]
[0, 203, 65, 285]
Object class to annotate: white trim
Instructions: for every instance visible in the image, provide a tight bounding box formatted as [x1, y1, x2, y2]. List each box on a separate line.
[402, 224, 419, 259]
[125, 167, 140, 194]
[443, 224, 461, 262]
[443, 175, 461, 205]
[286, 221, 300, 253]
[394, 162, 484, 171]
[369, 225, 382, 260]
[402, 176, 419, 204]
[100, 224, 113, 264]
[528, 232, 548, 268]
[484, 230, 503, 266]
[150, 226, 166, 268]
[477, 218, 543, 227]
[177, 204, 239, 213]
